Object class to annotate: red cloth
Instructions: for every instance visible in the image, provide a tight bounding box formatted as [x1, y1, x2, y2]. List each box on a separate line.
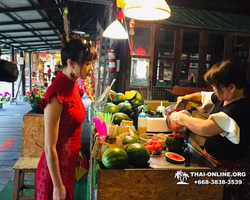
[47, 68, 51, 73]
[36, 72, 86, 200]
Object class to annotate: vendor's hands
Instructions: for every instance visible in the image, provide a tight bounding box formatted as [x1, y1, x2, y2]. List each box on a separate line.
[170, 110, 192, 125]
[53, 185, 66, 200]
[175, 95, 190, 110]
[76, 151, 83, 170]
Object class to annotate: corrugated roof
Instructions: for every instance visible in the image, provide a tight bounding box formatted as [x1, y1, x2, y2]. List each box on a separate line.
[161, 6, 250, 33]
[0, 0, 31, 8]
[0, 0, 64, 53]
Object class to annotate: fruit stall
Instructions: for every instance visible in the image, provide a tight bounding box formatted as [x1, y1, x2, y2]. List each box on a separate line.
[88, 90, 224, 200]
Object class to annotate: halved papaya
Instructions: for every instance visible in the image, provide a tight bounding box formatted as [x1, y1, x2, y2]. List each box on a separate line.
[165, 152, 185, 164]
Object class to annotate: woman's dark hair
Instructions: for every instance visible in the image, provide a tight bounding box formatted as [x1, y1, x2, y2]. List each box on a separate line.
[204, 60, 250, 98]
[60, 34, 97, 67]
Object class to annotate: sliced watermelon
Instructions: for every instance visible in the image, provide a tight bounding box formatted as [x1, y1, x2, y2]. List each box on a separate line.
[165, 152, 185, 164]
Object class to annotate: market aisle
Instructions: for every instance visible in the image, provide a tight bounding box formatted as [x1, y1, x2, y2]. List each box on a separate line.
[0, 101, 30, 192]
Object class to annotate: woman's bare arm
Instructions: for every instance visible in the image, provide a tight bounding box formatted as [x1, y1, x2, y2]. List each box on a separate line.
[44, 96, 64, 188]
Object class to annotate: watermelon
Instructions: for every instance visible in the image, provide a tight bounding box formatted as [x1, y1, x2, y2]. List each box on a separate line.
[165, 152, 185, 164]
[101, 147, 128, 169]
[143, 135, 163, 155]
[119, 102, 133, 116]
[107, 90, 117, 102]
[122, 136, 140, 145]
[126, 143, 150, 167]
[165, 134, 184, 153]
[112, 93, 126, 105]
[112, 112, 130, 125]
[103, 104, 119, 114]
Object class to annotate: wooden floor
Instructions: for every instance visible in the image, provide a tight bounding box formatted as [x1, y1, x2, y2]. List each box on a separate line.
[0, 101, 30, 192]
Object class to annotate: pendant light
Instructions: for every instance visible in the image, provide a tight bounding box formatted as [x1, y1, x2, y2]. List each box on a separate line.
[124, 0, 171, 21]
[103, 19, 128, 39]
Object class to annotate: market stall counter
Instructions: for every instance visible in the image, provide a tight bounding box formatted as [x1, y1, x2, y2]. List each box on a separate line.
[94, 143, 223, 200]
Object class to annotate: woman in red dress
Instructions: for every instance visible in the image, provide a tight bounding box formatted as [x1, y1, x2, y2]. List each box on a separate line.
[36, 35, 97, 200]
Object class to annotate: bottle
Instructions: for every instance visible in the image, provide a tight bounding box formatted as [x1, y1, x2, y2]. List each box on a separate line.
[137, 105, 147, 136]
[184, 145, 191, 167]
[157, 101, 165, 116]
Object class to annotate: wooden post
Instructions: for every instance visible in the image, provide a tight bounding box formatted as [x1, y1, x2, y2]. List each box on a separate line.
[20, 51, 26, 96]
[11, 47, 15, 97]
[197, 30, 207, 87]
[29, 52, 32, 92]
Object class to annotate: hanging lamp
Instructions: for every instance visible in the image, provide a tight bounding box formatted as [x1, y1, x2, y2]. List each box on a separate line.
[103, 19, 128, 39]
[124, 0, 171, 21]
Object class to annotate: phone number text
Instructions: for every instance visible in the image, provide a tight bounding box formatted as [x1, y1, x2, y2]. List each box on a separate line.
[194, 179, 242, 185]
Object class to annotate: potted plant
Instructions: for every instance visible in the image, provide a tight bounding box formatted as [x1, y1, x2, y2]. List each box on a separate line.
[4, 92, 11, 101]
[23, 85, 46, 114]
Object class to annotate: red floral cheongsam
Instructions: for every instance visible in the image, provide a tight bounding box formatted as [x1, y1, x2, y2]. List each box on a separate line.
[36, 72, 85, 200]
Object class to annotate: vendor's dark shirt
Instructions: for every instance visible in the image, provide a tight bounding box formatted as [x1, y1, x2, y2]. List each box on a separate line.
[205, 93, 250, 160]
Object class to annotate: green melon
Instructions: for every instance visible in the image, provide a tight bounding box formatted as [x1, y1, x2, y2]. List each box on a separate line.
[122, 136, 140, 145]
[126, 143, 150, 167]
[131, 98, 144, 107]
[102, 147, 128, 169]
[117, 102, 126, 110]
[112, 93, 126, 105]
[112, 112, 130, 125]
[119, 102, 133, 116]
[103, 104, 119, 114]
[165, 152, 185, 164]
[105, 102, 116, 107]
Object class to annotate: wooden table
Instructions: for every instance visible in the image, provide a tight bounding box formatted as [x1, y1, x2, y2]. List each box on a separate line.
[22, 110, 44, 157]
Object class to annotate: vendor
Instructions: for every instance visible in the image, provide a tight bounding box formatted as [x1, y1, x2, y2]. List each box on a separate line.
[171, 61, 250, 200]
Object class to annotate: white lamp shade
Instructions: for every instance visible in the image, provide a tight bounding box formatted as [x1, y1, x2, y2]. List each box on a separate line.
[124, 0, 171, 21]
[103, 20, 128, 39]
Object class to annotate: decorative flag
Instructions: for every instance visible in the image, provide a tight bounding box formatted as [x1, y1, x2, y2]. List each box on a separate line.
[117, 0, 126, 8]
[130, 37, 133, 56]
[118, 10, 124, 23]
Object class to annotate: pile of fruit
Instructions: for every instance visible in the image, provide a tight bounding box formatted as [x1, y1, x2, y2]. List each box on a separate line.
[103, 90, 150, 125]
[143, 135, 163, 155]
[101, 143, 150, 169]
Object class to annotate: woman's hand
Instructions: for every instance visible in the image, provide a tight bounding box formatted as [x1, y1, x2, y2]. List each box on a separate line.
[175, 95, 190, 109]
[76, 151, 83, 170]
[170, 110, 192, 125]
[53, 185, 66, 200]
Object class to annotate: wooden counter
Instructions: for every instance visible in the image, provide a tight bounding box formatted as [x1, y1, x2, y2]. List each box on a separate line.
[95, 143, 224, 200]
[97, 168, 223, 200]
[22, 111, 44, 157]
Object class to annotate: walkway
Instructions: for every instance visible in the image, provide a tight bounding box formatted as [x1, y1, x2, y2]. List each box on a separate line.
[0, 101, 30, 192]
